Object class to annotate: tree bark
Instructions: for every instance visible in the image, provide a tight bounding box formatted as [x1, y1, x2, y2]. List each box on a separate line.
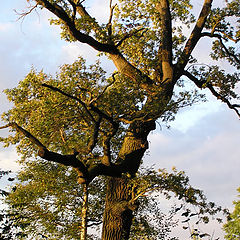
[80, 184, 88, 240]
[101, 177, 133, 240]
[101, 120, 155, 239]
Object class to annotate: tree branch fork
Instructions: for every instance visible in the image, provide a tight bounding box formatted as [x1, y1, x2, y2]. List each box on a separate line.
[0, 121, 151, 185]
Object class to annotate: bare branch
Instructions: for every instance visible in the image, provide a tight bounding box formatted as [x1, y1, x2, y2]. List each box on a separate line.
[14, 3, 38, 21]
[116, 28, 146, 47]
[42, 83, 95, 122]
[201, 32, 240, 65]
[183, 70, 240, 118]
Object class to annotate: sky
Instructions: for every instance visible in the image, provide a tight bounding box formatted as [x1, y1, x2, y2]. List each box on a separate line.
[0, 0, 239, 239]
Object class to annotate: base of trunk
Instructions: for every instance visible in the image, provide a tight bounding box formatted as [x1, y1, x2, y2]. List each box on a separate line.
[101, 177, 133, 240]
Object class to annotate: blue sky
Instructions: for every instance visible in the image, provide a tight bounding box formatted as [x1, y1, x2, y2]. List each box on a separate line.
[0, 0, 240, 238]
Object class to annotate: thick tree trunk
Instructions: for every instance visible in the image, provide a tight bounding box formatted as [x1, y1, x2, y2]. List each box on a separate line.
[101, 120, 156, 240]
[101, 177, 133, 240]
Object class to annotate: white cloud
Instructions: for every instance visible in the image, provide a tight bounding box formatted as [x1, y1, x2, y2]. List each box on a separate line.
[147, 105, 240, 208]
[88, 0, 112, 24]
[145, 106, 240, 239]
[0, 22, 13, 31]
[60, 42, 100, 64]
[0, 148, 20, 172]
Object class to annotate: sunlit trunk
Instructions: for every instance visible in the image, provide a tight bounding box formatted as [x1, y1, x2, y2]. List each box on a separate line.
[101, 177, 133, 240]
[80, 184, 88, 240]
[101, 120, 156, 239]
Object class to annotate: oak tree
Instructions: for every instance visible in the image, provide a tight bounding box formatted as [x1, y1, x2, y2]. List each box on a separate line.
[1, 0, 239, 239]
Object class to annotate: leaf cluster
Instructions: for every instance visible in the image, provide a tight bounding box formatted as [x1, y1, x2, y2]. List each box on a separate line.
[224, 187, 240, 240]
[0, 57, 144, 161]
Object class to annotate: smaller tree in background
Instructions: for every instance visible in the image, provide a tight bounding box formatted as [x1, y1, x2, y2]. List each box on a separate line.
[224, 187, 240, 240]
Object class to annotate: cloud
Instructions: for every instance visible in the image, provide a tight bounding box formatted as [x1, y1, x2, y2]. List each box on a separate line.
[147, 105, 240, 208]
[87, 0, 112, 24]
[60, 42, 100, 64]
[145, 105, 240, 238]
[0, 147, 20, 172]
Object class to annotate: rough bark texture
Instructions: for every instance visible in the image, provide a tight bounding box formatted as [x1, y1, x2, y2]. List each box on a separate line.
[101, 120, 156, 239]
[101, 177, 133, 240]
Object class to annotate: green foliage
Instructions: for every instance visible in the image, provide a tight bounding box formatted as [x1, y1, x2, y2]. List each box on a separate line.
[0, 170, 27, 240]
[206, 0, 240, 69]
[0, 55, 203, 161]
[4, 161, 105, 239]
[129, 167, 225, 239]
[4, 166, 225, 239]
[1, 0, 240, 239]
[224, 187, 240, 240]
[1, 57, 126, 159]
[112, 0, 194, 74]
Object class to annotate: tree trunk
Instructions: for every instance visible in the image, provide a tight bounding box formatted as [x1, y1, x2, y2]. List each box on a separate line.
[101, 120, 156, 240]
[80, 184, 88, 240]
[101, 177, 133, 240]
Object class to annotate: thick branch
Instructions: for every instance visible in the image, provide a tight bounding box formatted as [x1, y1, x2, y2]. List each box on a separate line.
[87, 115, 102, 153]
[34, 0, 154, 91]
[109, 52, 154, 90]
[102, 134, 111, 166]
[38, 148, 87, 169]
[0, 122, 90, 181]
[183, 70, 240, 118]
[0, 120, 155, 184]
[1, 122, 46, 149]
[35, 0, 118, 53]
[156, 0, 173, 82]
[177, 0, 213, 69]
